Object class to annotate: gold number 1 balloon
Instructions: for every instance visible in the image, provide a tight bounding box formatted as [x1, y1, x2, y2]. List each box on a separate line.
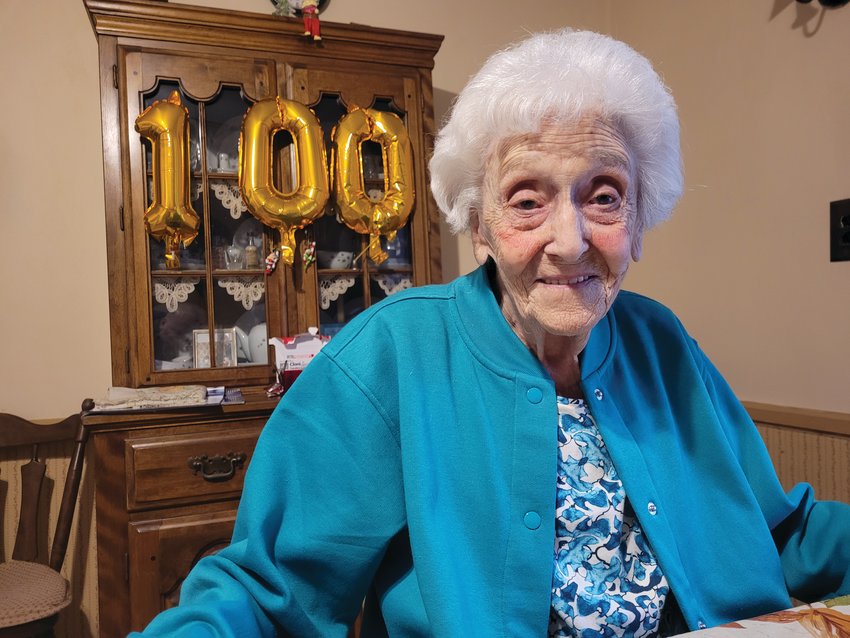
[134, 91, 200, 270]
[239, 97, 330, 265]
[332, 107, 415, 265]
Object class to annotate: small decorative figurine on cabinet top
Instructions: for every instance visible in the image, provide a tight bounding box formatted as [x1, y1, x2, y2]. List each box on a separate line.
[271, 0, 323, 41]
[298, 0, 322, 41]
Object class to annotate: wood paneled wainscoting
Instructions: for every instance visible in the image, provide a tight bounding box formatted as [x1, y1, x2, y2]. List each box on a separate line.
[1, 402, 847, 637]
[745, 402, 850, 503]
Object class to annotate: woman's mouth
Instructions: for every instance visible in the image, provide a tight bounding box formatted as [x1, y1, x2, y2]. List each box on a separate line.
[539, 275, 594, 285]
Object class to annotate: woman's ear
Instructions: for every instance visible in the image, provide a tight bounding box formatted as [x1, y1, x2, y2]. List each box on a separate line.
[631, 231, 643, 262]
[630, 214, 644, 262]
[469, 210, 493, 266]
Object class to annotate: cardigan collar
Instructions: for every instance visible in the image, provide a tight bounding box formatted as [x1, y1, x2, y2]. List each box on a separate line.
[451, 264, 615, 383]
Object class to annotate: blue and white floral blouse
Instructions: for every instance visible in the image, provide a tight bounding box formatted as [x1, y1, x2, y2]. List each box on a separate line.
[549, 397, 669, 638]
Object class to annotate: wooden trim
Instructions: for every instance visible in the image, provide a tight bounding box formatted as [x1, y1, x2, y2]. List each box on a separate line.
[0, 414, 78, 446]
[743, 401, 850, 437]
[84, 0, 444, 69]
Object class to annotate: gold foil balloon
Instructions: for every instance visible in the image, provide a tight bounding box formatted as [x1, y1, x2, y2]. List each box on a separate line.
[239, 97, 329, 266]
[332, 107, 415, 264]
[134, 91, 200, 270]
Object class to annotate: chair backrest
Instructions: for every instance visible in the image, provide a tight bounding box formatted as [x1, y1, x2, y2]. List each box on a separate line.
[0, 399, 93, 572]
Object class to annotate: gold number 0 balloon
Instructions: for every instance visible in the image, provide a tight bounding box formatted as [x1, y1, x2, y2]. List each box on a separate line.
[332, 108, 415, 265]
[239, 97, 330, 265]
[135, 91, 200, 270]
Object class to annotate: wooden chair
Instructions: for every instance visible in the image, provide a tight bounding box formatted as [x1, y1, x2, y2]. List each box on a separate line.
[0, 399, 93, 638]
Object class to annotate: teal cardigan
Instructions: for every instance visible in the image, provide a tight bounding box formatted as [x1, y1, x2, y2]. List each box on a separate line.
[136, 266, 850, 637]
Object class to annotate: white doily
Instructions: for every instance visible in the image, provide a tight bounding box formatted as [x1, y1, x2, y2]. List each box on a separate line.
[217, 277, 265, 310]
[153, 277, 201, 313]
[210, 180, 248, 219]
[319, 275, 356, 310]
[374, 274, 412, 297]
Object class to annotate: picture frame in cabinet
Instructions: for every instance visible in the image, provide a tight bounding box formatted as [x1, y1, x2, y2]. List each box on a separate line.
[193, 328, 238, 368]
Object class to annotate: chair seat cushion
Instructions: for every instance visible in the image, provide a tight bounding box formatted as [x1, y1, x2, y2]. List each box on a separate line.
[0, 560, 71, 628]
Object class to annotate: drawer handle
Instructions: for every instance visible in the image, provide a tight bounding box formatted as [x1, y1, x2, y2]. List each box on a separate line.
[187, 452, 247, 482]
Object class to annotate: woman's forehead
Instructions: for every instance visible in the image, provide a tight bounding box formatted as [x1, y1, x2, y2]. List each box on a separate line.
[489, 119, 634, 176]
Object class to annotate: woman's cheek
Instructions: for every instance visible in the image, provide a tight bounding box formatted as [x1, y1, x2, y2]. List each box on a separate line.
[590, 226, 633, 263]
[492, 228, 543, 264]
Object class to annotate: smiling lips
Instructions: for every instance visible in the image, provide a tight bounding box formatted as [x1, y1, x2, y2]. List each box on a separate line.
[538, 275, 595, 285]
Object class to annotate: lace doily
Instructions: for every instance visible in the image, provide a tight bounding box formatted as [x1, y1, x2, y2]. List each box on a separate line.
[210, 180, 248, 219]
[319, 275, 356, 310]
[217, 277, 265, 310]
[153, 277, 201, 312]
[374, 274, 412, 297]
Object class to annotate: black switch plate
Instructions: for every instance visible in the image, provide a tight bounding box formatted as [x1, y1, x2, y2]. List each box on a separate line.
[830, 199, 850, 262]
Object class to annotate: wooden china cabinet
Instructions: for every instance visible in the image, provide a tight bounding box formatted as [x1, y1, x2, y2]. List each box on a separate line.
[84, 1, 442, 634]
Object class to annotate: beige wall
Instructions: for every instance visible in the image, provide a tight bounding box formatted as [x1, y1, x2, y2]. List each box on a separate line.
[0, 1, 110, 420]
[1, 0, 849, 419]
[608, 1, 850, 413]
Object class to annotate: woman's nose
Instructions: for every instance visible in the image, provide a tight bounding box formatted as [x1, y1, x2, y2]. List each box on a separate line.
[543, 198, 589, 261]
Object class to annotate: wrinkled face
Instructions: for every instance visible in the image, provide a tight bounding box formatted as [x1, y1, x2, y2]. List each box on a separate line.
[471, 118, 643, 349]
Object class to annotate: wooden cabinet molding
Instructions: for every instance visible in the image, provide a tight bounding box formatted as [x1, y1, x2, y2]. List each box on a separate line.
[85, 0, 444, 68]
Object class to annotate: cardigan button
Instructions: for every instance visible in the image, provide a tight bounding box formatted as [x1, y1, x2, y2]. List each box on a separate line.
[523, 511, 541, 530]
[698, 620, 707, 629]
[526, 387, 543, 404]
[594, 388, 604, 400]
[647, 502, 658, 516]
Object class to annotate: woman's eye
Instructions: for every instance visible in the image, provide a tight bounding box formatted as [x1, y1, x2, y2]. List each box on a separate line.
[506, 189, 542, 211]
[590, 190, 621, 208]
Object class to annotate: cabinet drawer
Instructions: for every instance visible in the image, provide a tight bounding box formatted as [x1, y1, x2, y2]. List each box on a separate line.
[126, 424, 262, 510]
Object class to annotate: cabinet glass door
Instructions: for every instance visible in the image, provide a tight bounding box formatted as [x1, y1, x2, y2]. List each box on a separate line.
[294, 66, 421, 337]
[127, 52, 280, 384]
[144, 82, 268, 372]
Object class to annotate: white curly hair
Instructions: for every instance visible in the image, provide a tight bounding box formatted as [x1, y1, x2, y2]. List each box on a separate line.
[429, 28, 683, 235]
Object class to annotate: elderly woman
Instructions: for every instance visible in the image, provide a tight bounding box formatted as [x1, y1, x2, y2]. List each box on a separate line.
[136, 29, 850, 638]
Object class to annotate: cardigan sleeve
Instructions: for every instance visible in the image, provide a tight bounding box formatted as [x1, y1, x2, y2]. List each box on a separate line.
[697, 346, 850, 603]
[133, 350, 406, 637]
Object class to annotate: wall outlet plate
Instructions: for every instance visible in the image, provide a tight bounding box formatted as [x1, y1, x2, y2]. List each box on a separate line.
[830, 199, 850, 262]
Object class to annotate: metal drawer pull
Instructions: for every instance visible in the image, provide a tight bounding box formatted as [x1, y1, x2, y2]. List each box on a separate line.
[187, 452, 247, 482]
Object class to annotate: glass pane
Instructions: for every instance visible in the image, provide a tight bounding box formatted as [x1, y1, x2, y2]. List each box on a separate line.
[311, 93, 362, 272]
[369, 97, 411, 271]
[152, 278, 208, 370]
[313, 214, 360, 270]
[362, 139, 385, 207]
[213, 277, 267, 366]
[142, 80, 201, 176]
[272, 130, 296, 194]
[141, 79, 205, 272]
[206, 86, 252, 174]
[370, 272, 412, 304]
[148, 176, 206, 271]
[313, 92, 347, 148]
[319, 274, 364, 336]
[208, 181, 264, 272]
[379, 224, 411, 270]
[371, 96, 405, 118]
